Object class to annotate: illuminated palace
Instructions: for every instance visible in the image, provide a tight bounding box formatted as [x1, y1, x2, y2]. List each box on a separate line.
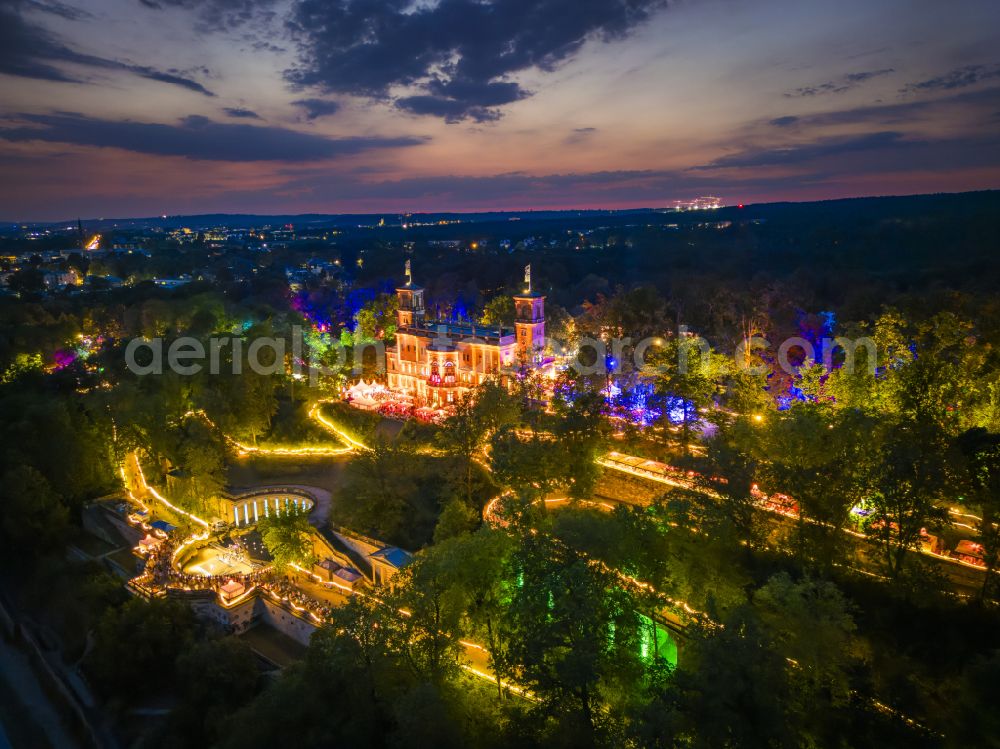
[386, 263, 546, 408]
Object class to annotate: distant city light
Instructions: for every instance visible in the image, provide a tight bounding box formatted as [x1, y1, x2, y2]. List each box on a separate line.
[673, 196, 723, 211]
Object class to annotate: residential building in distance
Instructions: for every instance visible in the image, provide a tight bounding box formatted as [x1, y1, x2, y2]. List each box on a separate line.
[43, 269, 81, 288]
[153, 274, 192, 289]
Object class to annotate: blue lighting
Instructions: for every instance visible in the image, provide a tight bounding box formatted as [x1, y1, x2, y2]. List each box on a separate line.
[593, 379, 693, 426]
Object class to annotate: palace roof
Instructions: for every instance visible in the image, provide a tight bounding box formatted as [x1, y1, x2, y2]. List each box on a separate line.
[399, 319, 514, 342]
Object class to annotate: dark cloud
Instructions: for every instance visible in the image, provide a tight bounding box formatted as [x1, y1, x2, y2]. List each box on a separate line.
[0, 112, 425, 161]
[26, 0, 91, 21]
[251, 39, 286, 54]
[292, 98, 341, 120]
[223, 107, 261, 119]
[844, 68, 894, 84]
[136, 0, 278, 30]
[901, 64, 1000, 93]
[121, 63, 215, 95]
[788, 82, 848, 97]
[428, 77, 526, 107]
[0, 0, 215, 94]
[0, 1, 89, 82]
[785, 68, 894, 97]
[769, 86, 1000, 129]
[397, 77, 527, 122]
[564, 126, 598, 144]
[285, 0, 667, 122]
[395, 96, 503, 124]
[695, 131, 907, 170]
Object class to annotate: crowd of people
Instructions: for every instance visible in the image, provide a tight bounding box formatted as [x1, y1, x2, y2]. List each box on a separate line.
[264, 577, 335, 621]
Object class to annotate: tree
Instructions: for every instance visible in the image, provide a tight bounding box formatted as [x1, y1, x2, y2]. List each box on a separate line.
[1, 388, 117, 505]
[504, 533, 645, 745]
[754, 405, 868, 570]
[644, 490, 752, 615]
[85, 598, 196, 700]
[438, 379, 520, 505]
[220, 595, 403, 748]
[420, 529, 518, 699]
[433, 498, 478, 543]
[489, 427, 561, 502]
[644, 336, 729, 455]
[176, 419, 227, 513]
[956, 428, 1000, 600]
[472, 377, 522, 436]
[167, 638, 261, 747]
[1, 352, 43, 384]
[841, 309, 996, 436]
[140, 298, 173, 337]
[7, 267, 46, 294]
[315, 593, 397, 717]
[892, 312, 989, 434]
[703, 418, 766, 551]
[665, 575, 860, 748]
[437, 394, 484, 507]
[857, 418, 952, 583]
[340, 437, 414, 540]
[577, 285, 669, 343]
[354, 293, 398, 343]
[258, 503, 315, 571]
[752, 573, 857, 709]
[0, 465, 69, 559]
[668, 606, 798, 749]
[549, 504, 673, 598]
[552, 387, 608, 499]
[480, 295, 515, 328]
[724, 365, 773, 417]
[394, 553, 464, 687]
[949, 650, 1000, 746]
[199, 334, 279, 446]
[186, 307, 218, 337]
[232, 367, 278, 447]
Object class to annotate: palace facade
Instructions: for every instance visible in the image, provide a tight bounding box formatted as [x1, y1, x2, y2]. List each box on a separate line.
[386, 265, 546, 408]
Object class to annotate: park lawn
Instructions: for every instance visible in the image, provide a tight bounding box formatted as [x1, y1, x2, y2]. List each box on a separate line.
[227, 453, 352, 497]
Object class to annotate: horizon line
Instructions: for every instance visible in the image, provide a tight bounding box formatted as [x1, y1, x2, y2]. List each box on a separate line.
[4, 187, 998, 226]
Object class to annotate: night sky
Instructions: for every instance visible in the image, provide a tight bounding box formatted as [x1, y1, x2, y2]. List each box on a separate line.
[1, 0, 998, 220]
